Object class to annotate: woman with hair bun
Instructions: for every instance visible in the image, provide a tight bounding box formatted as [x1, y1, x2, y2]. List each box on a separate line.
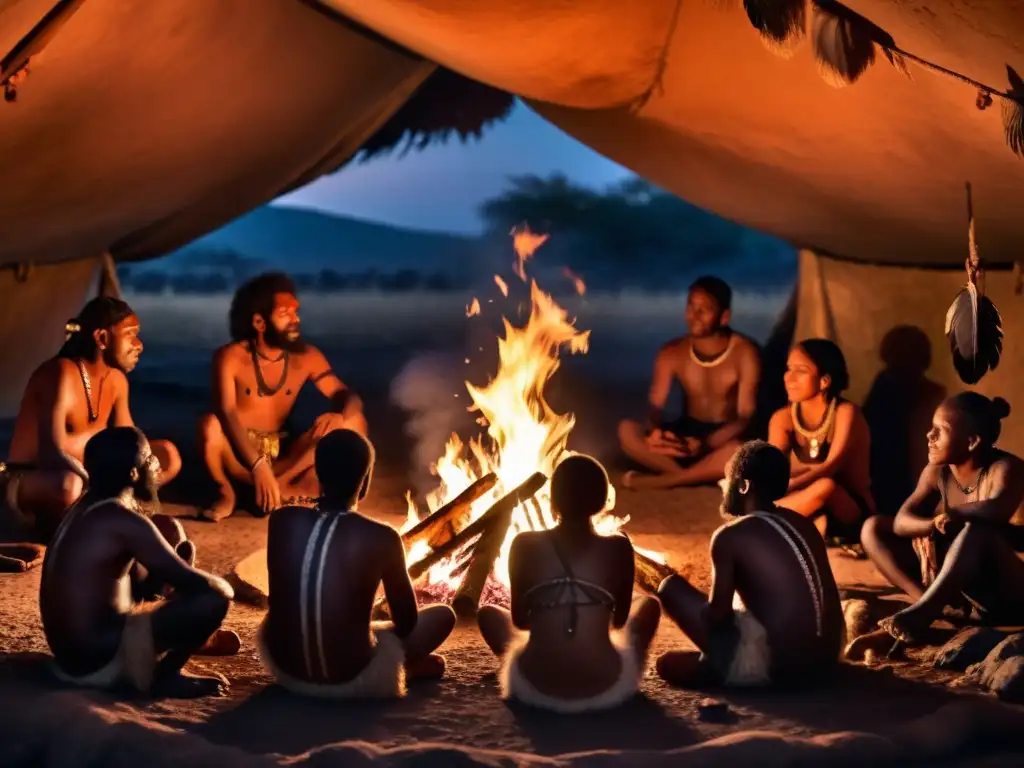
[849, 392, 1024, 656]
[767, 339, 875, 550]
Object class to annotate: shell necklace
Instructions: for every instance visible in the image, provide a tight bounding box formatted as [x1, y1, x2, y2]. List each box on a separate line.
[791, 398, 837, 460]
[689, 334, 735, 368]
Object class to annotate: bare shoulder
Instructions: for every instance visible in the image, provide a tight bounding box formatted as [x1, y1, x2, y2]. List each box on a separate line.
[769, 405, 793, 430]
[731, 332, 761, 359]
[709, 520, 741, 553]
[298, 344, 328, 366]
[992, 451, 1024, 480]
[656, 336, 687, 360]
[213, 342, 247, 370]
[33, 357, 73, 385]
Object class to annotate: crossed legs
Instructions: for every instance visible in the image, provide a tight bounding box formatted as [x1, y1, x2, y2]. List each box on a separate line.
[618, 419, 738, 491]
[400, 603, 456, 680]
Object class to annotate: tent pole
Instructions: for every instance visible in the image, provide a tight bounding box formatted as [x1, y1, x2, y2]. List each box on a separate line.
[1, 0, 90, 98]
[97, 252, 122, 299]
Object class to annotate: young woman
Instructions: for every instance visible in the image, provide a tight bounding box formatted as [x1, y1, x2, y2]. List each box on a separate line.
[477, 455, 661, 713]
[768, 339, 875, 549]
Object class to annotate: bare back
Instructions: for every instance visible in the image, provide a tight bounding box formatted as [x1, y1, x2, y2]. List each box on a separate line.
[717, 509, 844, 675]
[657, 334, 758, 424]
[264, 508, 414, 683]
[509, 529, 634, 694]
[8, 358, 127, 464]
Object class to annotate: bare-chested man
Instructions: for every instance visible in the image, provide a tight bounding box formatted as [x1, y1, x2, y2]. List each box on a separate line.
[478, 455, 661, 712]
[198, 272, 367, 521]
[1, 297, 181, 550]
[848, 394, 1024, 658]
[41, 427, 234, 698]
[619, 276, 760, 491]
[657, 440, 844, 688]
[260, 429, 455, 698]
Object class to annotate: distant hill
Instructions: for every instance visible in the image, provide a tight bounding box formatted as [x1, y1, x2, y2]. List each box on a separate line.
[137, 205, 484, 278]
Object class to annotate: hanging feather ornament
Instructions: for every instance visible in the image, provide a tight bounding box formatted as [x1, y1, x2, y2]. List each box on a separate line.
[709, 0, 808, 58]
[1003, 67, 1024, 158]
[810, 1, 911, 87]
[944, 183, 1003, 385]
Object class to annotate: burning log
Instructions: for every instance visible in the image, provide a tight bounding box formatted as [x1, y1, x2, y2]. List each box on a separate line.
[401, 472, 498, 551]
[374, 471, 548, 619]
[633, 549, 676, 595]
[451, 472, 548, 617]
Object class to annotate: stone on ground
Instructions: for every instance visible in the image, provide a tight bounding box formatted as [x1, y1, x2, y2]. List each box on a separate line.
[933, 627, 1008, 671]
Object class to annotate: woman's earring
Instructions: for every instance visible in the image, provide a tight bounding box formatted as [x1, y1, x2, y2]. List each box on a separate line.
[738, 479, 750, 496]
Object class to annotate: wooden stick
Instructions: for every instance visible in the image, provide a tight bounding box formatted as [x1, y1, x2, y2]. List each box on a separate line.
[374, 472, 547, 619]
[633, 549, 675, 595]
[2, 0, 90, 85]
[401, 473, 497, 551]
[451, 502, 519, 618]
[407, 471, 546, 582]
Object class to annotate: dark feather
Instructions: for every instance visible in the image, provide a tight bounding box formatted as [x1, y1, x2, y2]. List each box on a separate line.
[743, 0, 807, 58]
[358, 68, 515, 162]
[1003, 66, 1024, 158]
[810, 1, 911, 87]
[945, 284, 1003, 385]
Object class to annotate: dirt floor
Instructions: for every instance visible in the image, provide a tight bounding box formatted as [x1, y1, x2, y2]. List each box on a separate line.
[3, 468, 1024, 766]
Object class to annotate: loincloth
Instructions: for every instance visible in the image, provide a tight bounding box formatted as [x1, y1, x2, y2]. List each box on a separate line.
[499, 629, 645, 714]
[247, 430, 286, 462]
[702, 607, 773, 687]
[257, 617, 406, 699]
[50, 607, 161, 693]
[660, 417, 725, 466]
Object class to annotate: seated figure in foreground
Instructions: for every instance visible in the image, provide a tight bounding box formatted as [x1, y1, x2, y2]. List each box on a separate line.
[768, 338, 875, 547]
[261, 429, 455, 698]
[657, 440, 844, 688]
[848, 394, 1024, 657]
[478, 455, 662, 713]
[1, 297, 182, 559]
[41, 427, 234, 698]
[619, 276, 761, 491]
[198, 272, 367, 521]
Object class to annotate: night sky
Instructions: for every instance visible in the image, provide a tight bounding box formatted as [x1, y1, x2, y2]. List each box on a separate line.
[275, 101, 633, 235]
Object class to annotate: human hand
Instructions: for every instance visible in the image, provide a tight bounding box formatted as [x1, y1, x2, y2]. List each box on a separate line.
[645, 429, 687, 458]
[253, 459, 282, 513]
[680, 436, 702, 457]
[934, 512, 952, 535]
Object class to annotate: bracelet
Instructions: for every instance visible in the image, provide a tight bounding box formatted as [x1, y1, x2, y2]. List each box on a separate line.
[251, 454, 268, 475]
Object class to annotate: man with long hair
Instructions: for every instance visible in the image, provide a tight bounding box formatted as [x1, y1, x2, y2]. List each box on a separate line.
[619, 276, 761, 491]
[198, 272, 366, 521]
[41, 427, 235, 698]
[0, 297, 181, 556]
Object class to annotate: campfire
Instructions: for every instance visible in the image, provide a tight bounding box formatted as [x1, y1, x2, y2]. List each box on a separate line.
[385, 227, 670, 618]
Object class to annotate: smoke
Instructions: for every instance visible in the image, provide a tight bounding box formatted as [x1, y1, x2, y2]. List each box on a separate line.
[389, 349, 481, 497]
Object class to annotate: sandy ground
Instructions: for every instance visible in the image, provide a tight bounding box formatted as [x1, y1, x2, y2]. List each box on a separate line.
[2, 293, 1024, 765]
[3, 469, 1023, 765]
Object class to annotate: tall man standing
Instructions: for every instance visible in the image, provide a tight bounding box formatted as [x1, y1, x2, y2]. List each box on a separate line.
[618, 276, 761, 490]
[198, 273, 367, 521]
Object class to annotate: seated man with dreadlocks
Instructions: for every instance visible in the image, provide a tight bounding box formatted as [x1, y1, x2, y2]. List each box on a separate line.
[0, 297, 182, 563]
[478, 455, 661, 713]
[260, 430, 455, 698]
[656, 440, 844, 688]
[198, 272, 367, 521]
[41, 428, 235, 698]
[847, 394, 1024, 659]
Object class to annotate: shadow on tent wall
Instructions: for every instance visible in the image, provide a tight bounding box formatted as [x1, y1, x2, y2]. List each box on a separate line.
[863, 325, 946, 516]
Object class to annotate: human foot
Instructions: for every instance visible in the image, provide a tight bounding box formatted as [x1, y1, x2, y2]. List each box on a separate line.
[153, 668, 230, 698]
[196, 629, 241, 656]
[656, 650, 709, 687]
[844, 628, 902, 662]
[200, 491, 235, 522]
[405, 653, 445, 681]
[878, 610, 932, 646]
[0, 543, 44, 572]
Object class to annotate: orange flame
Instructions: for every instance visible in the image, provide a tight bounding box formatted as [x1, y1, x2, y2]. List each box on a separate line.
[512, 225, 549, 282]
[494, 275, 509, 297]
[563, 268, 587, 296]
[466, 298, 481, 317]
[402, 231, 631, 591]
